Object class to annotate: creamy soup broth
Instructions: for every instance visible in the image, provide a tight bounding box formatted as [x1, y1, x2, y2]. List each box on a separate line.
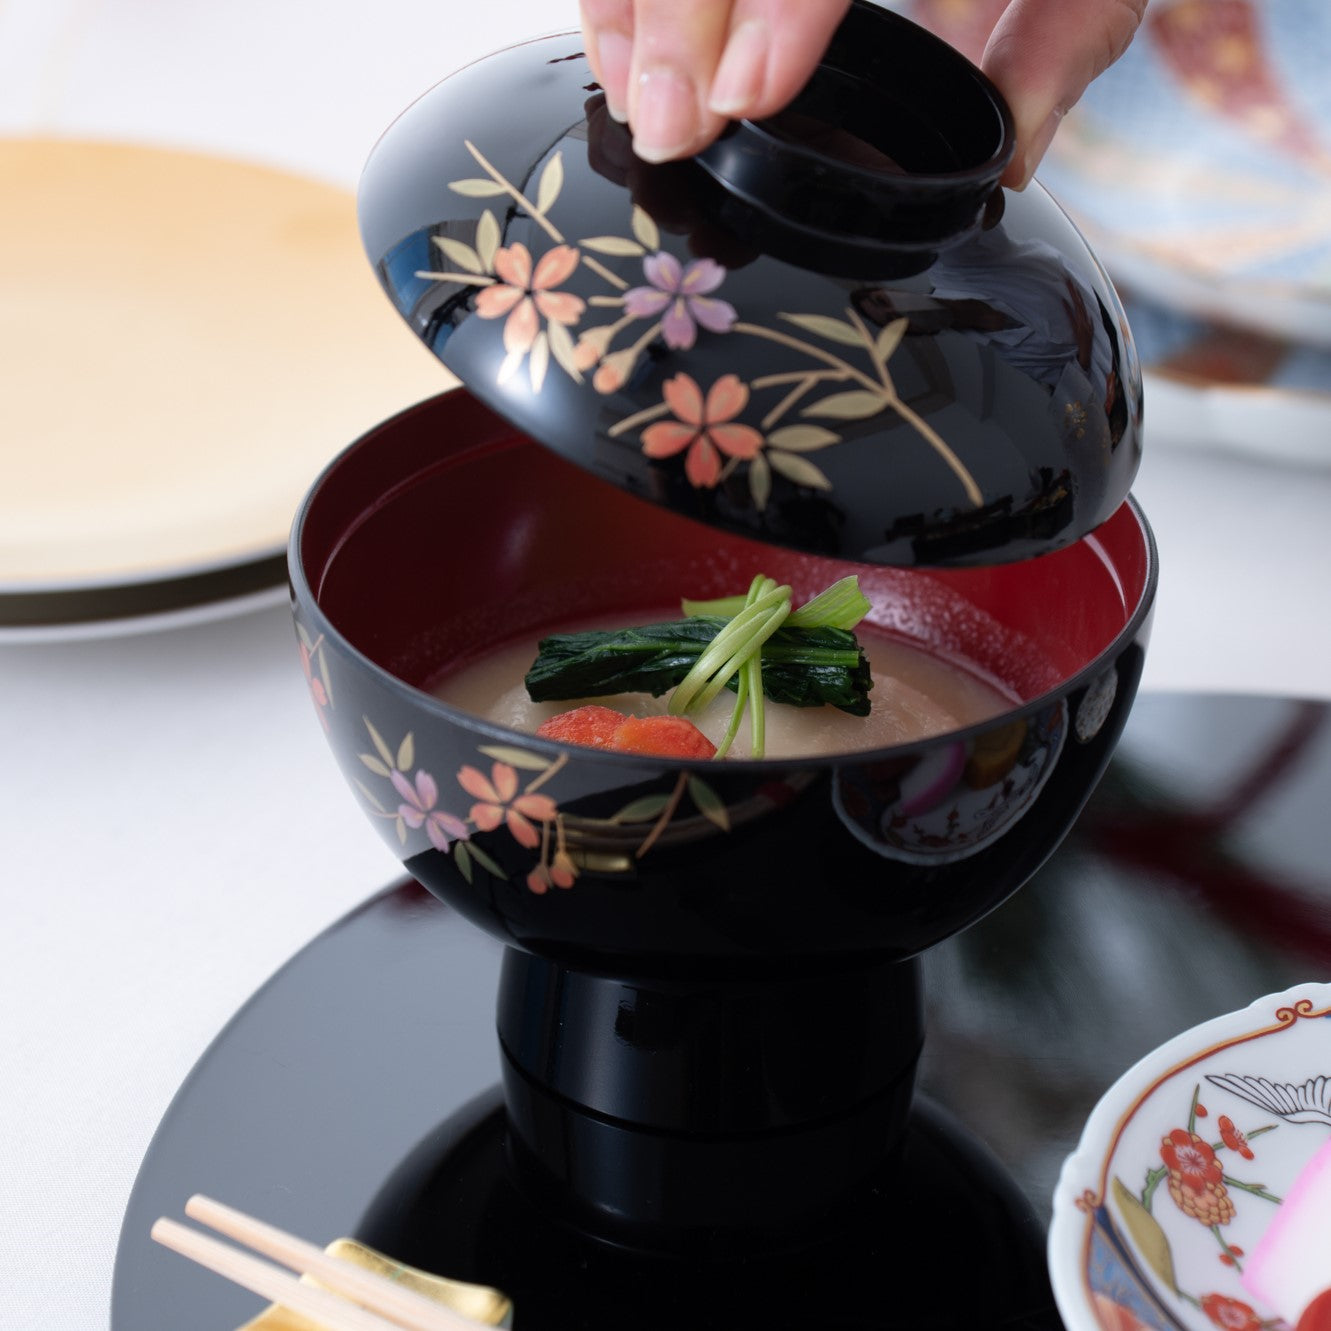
[434, 616, 1019, 759]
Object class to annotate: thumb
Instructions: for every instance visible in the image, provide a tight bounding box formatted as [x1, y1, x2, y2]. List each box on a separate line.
[982, 0, 1148, 189]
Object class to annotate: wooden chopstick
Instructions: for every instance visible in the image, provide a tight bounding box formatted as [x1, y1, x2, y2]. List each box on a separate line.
[152, 1217, 401, 1331]
[151, 1195, 485, 1331]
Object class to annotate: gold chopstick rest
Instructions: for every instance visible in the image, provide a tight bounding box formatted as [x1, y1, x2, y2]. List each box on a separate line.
[235, 1237, 513, 1331]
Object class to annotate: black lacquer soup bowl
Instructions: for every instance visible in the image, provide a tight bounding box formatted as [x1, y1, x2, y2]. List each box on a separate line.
[292, 388, 1153, 978]
[290, 388, 1154, 1266]
[283, 3, 1158, 1305]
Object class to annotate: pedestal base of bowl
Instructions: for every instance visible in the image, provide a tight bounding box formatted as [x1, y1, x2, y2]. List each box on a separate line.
[495, 949, 926, 1251]
[358, 1088, 1056, 1329]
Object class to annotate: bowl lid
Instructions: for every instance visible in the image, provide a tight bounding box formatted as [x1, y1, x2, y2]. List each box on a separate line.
[358, 1, 1142, 567]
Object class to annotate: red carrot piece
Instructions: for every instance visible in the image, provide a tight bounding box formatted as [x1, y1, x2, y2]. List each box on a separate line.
[537, 706, 717, 758]
[612, 714, 717, 759]
[536, 705, 626, 748]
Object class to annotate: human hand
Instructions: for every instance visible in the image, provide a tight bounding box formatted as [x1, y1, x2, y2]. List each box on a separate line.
[579, 0, 1147, 188]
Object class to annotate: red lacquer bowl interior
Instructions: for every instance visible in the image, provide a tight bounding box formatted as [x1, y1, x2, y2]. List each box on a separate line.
[299, 389, 1152, 728]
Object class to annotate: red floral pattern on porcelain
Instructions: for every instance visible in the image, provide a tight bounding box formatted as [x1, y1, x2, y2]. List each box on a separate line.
[1050, 984, 1331, 1331]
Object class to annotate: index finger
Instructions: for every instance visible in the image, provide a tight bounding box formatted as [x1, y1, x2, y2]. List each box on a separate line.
[982, 0, 1147, 187]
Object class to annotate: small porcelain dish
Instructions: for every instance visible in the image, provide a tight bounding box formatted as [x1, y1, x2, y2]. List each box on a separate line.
[1049, 981, 1331, 1331]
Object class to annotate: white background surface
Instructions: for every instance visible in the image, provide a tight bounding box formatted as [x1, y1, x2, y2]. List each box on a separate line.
[2, 2, 1330, 1326]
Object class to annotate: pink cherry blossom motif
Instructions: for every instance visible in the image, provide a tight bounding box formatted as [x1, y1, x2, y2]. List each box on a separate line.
[298, 640, 330, 729]
[526, 851, 576, 895]
[457, 762, 558, 849]
[640, 373, 764, 488]
[473, 243, 585, 354]
[298, 642, 327, 706]
[623, 252, 737, 349]
[390, 769, 469, 853]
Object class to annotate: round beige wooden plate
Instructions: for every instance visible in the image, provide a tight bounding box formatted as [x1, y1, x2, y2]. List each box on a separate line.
[0, 138, 451, 634]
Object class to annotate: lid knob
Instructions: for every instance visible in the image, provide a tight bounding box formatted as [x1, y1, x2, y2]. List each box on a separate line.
[696, 3, 1014, 274]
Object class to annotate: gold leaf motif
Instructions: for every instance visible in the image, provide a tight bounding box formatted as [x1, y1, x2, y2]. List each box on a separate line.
[432, 235, 483, 273]
[580, 235, 646, 256]
[612, 794, 672, 823]
[687, 777, 730, 831]
[748, 451, 771, 511]
[449, 178, 507, 197]
[1110, 1177, 1178, 1293]
[497, 349, 523, 385]
[396, 733, 415, 773]
[454, 842, 474, 884]
[769, 452, 833, 490]
[478, 745, 552, 771]
[536, 152, 564, 215]
[875, 316, 908, 361]
[395, 816, 407, 846]
[359, 752, 391, 778]
[547, 319, 583, 382]
[475, 210, 500, 271]
[414, 269, 494, 287]
[465, 841, 508, 880]
[631, 205, 660, 251]
[766, 424, 840, 452]
[802, 390, 887, 420]
[779, 313, 865, 347]
[354, 778, 386, 813]
[364, 719, 395, 767]
[529, 331, 550, 393]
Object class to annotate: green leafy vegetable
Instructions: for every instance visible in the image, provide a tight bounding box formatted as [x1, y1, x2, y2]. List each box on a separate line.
[681, 574, 870, 631]
[524, 576, 875, 758]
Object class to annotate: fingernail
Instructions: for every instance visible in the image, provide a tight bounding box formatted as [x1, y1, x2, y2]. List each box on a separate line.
[596, 31, 632, 122]
[632, 65, 699, 163]
[709, 18, 769, 116]
[1007, 106, 1064, 190]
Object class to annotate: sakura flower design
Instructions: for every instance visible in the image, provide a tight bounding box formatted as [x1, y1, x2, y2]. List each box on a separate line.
[299, 642, 326, 707]
[391, 769, 469, 853]
[458, 761, 557, 850]
[1217, 1115, 1255, 1162]
[623, 253, 736, 349]
[526, 848, 577, 895]
[641, 373, 763, 488]
[1199, 1294, 1261, 1331]
[1160, 1128, 1224, 1191]
[298, 635, 331, 730]
[474, 242, 584, 356]
[1160, 1127, 1236, 1227]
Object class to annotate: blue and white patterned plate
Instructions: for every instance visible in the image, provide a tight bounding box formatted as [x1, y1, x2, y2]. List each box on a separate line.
[1038, 0, 1331, 347]
[888, 0, 1331, 346]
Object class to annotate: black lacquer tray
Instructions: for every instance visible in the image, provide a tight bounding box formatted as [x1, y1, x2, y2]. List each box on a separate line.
[111, 693, 1331, 1329]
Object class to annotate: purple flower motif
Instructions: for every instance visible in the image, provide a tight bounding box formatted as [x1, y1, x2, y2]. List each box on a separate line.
[391, 768, 469, 853]
[623, 252, 737, 350]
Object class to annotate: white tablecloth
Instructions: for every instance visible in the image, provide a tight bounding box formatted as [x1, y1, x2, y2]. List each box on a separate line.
[3, 3, 1331, 1326]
